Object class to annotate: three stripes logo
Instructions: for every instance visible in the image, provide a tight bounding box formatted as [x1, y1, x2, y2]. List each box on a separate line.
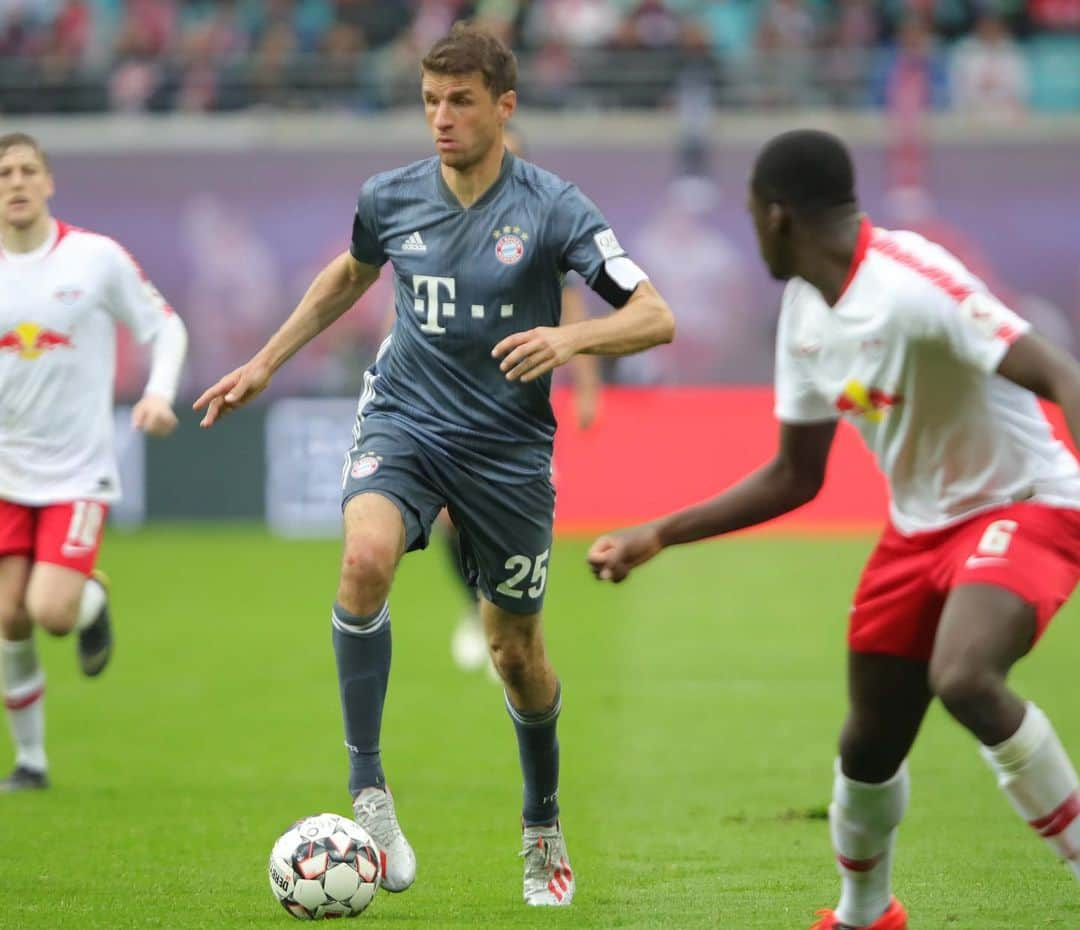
[402, 231, 426, 253]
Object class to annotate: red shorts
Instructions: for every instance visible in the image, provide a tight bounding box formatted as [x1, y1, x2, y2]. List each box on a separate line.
[849, 503, 1080, 661]
[0, 499, 109, 576]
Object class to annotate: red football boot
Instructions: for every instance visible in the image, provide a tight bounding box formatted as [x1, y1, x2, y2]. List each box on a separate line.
[809, 897, 907, 930]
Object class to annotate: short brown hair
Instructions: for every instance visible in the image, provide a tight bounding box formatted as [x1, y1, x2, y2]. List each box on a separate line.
[0, 132, 50, 172]
[421, 21, 517, 98]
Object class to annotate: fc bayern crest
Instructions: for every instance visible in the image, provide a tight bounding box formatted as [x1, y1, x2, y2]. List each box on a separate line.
[350, 454, 380, 479]
[495, 234, 525, 265]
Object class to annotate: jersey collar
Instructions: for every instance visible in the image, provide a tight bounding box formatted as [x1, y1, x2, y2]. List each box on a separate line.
[0, 218, 67, 263]
[435, 150, 515, 212]
[835, 215, 872, 303]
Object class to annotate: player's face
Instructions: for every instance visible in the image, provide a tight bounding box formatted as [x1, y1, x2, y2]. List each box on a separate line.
[0, 145, 54, 230]
[747, 187, 793, 280]
[422, 71, 515, 171]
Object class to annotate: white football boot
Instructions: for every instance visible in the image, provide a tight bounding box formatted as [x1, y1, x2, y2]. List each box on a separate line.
[352, 786, 416, 892]
[520, 821, 574, 906]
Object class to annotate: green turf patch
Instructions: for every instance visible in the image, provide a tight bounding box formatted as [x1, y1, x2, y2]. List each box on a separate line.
[2, 527, 1077, 928]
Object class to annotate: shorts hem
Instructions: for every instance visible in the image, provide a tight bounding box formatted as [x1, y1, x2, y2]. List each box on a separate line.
[33, 555, 97, 577]
[341, 487, 428, 552]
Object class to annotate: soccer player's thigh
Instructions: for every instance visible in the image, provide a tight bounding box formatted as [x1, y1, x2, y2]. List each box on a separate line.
[447, 475, 554, 687]
[24, 501, 107, 636]
[843, 530, 940, 781]
[931, 505, 1080, 710]
[340, 422, 445, 612]
[448, 475, 554, 618]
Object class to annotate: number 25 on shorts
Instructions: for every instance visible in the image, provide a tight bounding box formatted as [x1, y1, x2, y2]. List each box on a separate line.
[496, 549, 550, 600]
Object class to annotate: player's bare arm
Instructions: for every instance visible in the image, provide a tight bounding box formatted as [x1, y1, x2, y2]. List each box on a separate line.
[195, 251, 379, 427]
[493, 279, 674, 383]
[559, 286, 603, 429]
[997, 330, 1080, 449]
[588, 420, 836, 582]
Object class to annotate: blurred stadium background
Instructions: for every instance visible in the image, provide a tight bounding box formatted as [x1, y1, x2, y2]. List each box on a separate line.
[4, 3, 1080, 928]
[5, 0, 1077, 529]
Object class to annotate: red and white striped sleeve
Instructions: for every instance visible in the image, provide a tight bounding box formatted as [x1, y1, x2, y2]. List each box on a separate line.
[872, 228, 1030, 375]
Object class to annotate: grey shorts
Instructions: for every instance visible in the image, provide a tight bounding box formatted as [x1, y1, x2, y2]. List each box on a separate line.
[342, 417, 555, 614]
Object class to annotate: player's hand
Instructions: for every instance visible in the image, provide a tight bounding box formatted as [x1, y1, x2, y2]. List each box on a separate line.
[193, 359, 273, 428]
[131, 393, 178, 437]
[587, 525, 663, 583]
[492, 326, 577, 383]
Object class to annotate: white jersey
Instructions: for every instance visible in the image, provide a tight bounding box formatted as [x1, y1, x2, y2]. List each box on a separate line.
[774, 217, 1080, 535]
[0, 220, 173, 505]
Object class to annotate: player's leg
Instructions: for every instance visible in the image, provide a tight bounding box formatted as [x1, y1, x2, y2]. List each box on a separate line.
[335, 424, 446, 893]
[0, 553, 49, 790]
[816, 524, 940, 930]
[334, 491, 406, 794]
[481, 596, 573, 905]
[814, 652, 929, 930]
[333, 492, 416, 889]
[482, 598, 560, 817]
[928, 504, 1080, 881]
[25, 501, 111, 675]
[931, 584, 1080, 880]
[450, 468, 571, 905]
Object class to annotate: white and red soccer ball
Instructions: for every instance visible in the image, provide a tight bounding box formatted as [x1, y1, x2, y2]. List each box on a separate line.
[268, 813, 381, 920]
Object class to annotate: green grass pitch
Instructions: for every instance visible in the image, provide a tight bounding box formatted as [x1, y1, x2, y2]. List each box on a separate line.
[2, 526, 1078, 929]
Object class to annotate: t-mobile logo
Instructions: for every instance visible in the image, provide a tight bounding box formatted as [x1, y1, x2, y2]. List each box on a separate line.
[412, 274, 456, 334]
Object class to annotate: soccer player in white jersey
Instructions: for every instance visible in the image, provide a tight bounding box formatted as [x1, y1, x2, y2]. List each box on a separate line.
[0, 133, 187, 792]
[588, 129, 1080, 929]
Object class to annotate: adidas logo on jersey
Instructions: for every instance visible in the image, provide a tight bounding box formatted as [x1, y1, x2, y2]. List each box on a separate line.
[402, 231, 426, 252]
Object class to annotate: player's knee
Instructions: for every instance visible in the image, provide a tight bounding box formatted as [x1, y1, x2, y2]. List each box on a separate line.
[488, 631, 539, 690]
[25, 591, 77, 636]
[0, 602, 31, 640]
[337, 539, 396, 614]
[929, 659, 1000, 721]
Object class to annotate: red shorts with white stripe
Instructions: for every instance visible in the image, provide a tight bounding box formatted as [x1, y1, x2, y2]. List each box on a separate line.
[0, 499, 109, 576]
[849, 502, 1080, 661]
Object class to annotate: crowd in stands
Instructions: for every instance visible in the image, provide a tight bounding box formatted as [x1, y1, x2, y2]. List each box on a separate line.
[1, 0, 1077, 113]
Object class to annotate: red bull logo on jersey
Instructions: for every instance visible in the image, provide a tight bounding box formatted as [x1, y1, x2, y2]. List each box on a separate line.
[0, 321, 74, 360]
[834, 379, 903, 423]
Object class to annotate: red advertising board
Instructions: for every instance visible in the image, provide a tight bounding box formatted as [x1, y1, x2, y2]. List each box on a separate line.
[551, 386, 1074, 536]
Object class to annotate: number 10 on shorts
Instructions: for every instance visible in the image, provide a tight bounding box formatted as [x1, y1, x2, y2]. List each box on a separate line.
[496, 549, 550, 600]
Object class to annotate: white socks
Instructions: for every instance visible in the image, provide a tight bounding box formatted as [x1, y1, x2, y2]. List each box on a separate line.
[75, 576, 107, 632]
[981, 702, 1080, 880]
[1, 637, 47, 773]
[830, 760, 909, 927]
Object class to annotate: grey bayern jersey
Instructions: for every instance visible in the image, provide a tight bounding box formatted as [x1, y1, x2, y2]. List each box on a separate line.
[349, 151, 642, 484]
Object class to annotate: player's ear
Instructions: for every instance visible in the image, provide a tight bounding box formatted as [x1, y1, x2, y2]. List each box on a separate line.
[766, 202, 788, 236]
[497, 89, 517, 122]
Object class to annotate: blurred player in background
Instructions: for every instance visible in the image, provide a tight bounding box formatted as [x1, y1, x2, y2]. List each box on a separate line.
[195, 23, 673, 906]
[0, 133, 187, 792]
[589, 129, 1080, 929]
[445, 124, 602, 675]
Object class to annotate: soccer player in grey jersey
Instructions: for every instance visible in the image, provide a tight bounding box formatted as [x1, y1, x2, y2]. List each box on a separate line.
[195, 22, 674, 907]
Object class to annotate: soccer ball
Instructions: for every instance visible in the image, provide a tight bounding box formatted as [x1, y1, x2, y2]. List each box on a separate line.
[268, 813, 381, 919]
